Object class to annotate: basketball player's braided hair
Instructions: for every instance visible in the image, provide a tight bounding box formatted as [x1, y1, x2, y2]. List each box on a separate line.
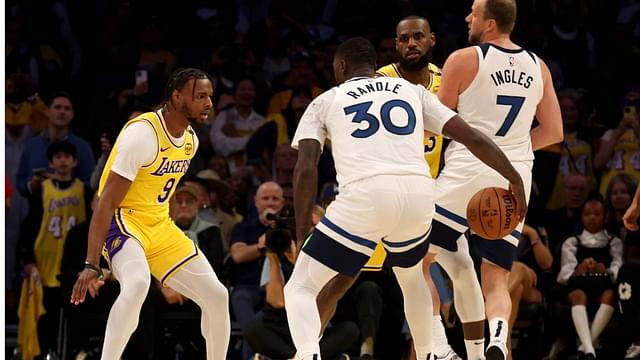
[163, 67, 211, 105]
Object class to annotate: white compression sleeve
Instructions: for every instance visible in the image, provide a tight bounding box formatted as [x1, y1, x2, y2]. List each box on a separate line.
[393, 262, 433, 360]
[283, 252, 338, 360]
[165, 255, 230, 360]
[432, 235, 485, 324]
[102, 240, 151, 360]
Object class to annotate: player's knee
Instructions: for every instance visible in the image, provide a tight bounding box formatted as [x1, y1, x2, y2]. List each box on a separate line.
[120, 274, 150, 306]
[202, 277, 229, 308]
[438, 251, 474, 281]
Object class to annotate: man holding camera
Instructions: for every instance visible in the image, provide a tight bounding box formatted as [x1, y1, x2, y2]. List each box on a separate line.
[244, 216, 359, 360]
[229, 181, 284, 355]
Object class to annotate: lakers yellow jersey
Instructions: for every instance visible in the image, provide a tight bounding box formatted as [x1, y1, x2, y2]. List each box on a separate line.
[34, 179, 86, 287]
[599, 128, 640, 195]
[376, 62, 443, 178]
[99, 111, 197, 220]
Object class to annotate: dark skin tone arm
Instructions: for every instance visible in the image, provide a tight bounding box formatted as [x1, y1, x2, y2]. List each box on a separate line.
[441, 114, 528, 220]
[71, 171, 131, 304]
[294, 138, 356, 332]
[316, 115, 529, 334]
[293, 139, 321, 249]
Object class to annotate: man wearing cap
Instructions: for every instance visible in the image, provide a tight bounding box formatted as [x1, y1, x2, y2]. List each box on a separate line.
[196, 169, 238, 247]
[170, 185, 225, 277]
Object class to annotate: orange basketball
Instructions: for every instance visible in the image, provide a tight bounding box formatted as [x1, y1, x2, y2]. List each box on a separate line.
[466, 187, 518, 240]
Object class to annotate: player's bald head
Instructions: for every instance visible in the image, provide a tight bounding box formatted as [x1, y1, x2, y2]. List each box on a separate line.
[397, 15, 431, 35]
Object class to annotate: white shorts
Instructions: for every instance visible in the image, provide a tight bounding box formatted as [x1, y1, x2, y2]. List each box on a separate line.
[303, 174, 434, 276]
[430, 158, 532, 270]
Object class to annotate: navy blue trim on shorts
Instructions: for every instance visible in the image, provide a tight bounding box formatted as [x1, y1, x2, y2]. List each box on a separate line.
[428, 220, 463, 252]
[435, 205, 468, 227]
[382, 225, 431, 249]
[511, 229, 522, 239]
[320, 217, 377, 250]
[469, 234, 517, 270]
[302, 228, 370, 277]
[385, 237, 430, 268]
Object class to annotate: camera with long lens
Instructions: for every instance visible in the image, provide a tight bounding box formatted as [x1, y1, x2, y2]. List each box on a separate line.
[265, 205, 296, 254]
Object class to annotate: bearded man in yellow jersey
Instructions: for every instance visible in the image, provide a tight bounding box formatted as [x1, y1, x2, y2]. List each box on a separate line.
[71, 68, 230, 360]
[315, 16, 468, 360]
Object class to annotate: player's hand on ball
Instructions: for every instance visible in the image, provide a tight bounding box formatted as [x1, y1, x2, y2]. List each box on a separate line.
[509, 180, 527, 222]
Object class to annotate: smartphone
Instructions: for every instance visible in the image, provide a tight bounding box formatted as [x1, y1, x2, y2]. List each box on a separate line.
[135, 69, 148, 85]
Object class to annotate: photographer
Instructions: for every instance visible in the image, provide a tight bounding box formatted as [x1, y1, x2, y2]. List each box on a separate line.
[244, 212, 358, 360]
[229, 181, 284, 357]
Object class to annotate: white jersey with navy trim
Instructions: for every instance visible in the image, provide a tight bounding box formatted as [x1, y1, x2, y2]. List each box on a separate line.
[292, 76, 456, 188]
[446, 43, 543, 163]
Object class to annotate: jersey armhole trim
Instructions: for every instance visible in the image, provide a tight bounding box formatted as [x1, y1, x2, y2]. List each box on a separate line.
[140, 119, 160, 168]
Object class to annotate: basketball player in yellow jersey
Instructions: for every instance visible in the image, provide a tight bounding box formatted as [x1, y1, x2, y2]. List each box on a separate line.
[71, 68, 230, 360]
[378, 16, 466, 360]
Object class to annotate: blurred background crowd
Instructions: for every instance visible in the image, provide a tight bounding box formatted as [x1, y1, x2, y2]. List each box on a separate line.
[4, 0, 640, 359]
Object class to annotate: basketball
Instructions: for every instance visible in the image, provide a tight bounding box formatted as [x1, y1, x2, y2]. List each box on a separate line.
[466, 187, 518, 240]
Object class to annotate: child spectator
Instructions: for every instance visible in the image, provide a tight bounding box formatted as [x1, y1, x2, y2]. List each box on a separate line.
[18, 140, 92, 357]
[557, 195, 623, 359]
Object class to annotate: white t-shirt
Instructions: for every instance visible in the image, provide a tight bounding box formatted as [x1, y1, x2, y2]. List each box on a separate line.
[292, 76, 456, 187]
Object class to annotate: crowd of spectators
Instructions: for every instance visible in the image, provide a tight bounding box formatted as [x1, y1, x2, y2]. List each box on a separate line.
[5, 0, 640, 359]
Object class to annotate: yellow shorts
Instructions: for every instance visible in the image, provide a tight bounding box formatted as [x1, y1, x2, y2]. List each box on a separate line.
[104, 208, 200, 284]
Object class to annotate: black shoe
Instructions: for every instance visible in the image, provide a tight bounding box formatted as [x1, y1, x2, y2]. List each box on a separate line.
[486, 345, 506, 360]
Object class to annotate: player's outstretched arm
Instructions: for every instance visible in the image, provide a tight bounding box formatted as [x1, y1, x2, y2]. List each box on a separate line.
[442, 116, 527, 221]
[623, 186, 640, 231]
[293, 139, 321, 250]
[71, 171, 132, 305]
[530, 59, 563, 151]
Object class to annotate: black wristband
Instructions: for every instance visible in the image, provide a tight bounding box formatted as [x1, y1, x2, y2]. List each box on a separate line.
[84, 261, 104, 280]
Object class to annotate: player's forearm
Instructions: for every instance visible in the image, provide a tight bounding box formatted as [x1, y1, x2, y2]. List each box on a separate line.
[293, 164, 317, 248]
[632, 185, 640, 206]
[86, 199, 115, 265]
[464, 130, 522, 188]
[530, 125, 563, 151]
